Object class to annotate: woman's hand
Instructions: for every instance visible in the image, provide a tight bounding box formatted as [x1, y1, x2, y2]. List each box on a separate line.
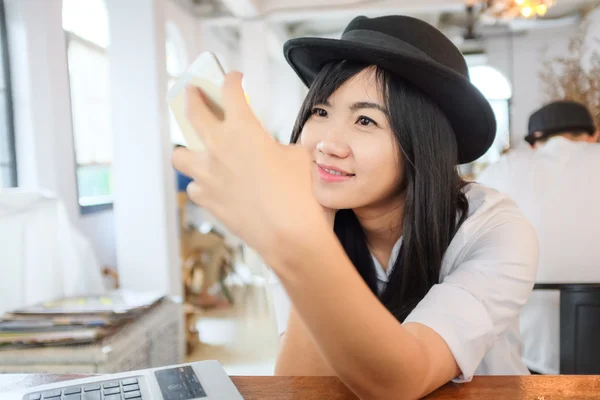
[171, 72, 328, 266]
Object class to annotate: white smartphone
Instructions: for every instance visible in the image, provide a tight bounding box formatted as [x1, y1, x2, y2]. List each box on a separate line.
[168, 51, 226, 152]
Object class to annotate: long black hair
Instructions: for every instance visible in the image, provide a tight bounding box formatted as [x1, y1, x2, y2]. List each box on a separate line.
[290, 60, 469, 322]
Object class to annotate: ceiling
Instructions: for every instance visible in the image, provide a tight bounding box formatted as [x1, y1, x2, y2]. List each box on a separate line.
[181, 0, 600, 24]
[174, 0, 600, 52]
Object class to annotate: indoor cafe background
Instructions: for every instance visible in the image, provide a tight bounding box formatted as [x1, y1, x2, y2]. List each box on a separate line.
[0, 0, 599, 375]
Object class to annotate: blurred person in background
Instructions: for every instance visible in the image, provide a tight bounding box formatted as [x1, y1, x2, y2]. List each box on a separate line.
[479, 100, 600, 374]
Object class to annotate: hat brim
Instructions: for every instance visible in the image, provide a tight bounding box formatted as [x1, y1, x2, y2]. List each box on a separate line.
[284, 37, 496, 164]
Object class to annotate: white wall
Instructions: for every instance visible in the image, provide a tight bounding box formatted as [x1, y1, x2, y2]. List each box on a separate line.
[166, 0, 199, 64]
[587, 8, 600, 57]
[78, 213, 116, 268]
[268, 55, 306, 143]
[107, 0, 180, 295]
[483, 24, 579, 147]
[197, 23, 240, 72]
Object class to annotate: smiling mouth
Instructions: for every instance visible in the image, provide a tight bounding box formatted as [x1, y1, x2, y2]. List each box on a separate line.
[321, 167, 354, 177]
[316, 164, 356, 182]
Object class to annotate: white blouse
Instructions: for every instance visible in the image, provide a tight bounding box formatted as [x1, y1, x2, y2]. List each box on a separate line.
[271, 183, 539, 382]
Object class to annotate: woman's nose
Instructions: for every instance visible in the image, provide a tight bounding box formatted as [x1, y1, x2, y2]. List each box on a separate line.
[317, 139, 350, 159]
[317, 126, 350, 158]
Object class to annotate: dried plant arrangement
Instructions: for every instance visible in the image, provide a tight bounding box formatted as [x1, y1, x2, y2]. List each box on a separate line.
[539, 11, 600, 139]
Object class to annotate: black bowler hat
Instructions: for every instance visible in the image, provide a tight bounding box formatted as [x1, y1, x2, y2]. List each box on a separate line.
[283, 15, 496, 164]
[525, 101, 596, 146]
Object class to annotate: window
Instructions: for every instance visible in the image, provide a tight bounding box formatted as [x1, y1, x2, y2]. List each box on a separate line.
[462, 65, 513, 178]
[63, 0, 112, 213]
[0, 1, 16, 188]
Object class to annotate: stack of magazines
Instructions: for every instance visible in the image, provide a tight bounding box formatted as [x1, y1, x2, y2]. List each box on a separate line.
[0, 291, 165, 349]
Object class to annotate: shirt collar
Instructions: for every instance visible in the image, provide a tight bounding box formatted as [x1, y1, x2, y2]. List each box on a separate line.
[372, 237, 403, 283]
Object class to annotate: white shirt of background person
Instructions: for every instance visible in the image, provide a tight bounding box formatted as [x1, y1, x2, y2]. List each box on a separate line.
[478, 131, 600, 374]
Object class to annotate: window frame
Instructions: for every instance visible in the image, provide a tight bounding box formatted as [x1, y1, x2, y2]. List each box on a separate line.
[0, 0, 17, 187]
[65, 30, 113, 215]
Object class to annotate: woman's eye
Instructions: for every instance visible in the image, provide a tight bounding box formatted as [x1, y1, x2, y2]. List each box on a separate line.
[312, 108, 328, 117]
[357, 116, 377, 126]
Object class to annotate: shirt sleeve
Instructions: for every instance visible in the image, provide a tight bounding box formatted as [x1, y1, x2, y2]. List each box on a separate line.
[404, 213, 539, 382]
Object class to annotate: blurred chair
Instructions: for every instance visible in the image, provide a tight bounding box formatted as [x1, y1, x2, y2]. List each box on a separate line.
[533, 283, 600, 374]
[0, 189, 104, 314]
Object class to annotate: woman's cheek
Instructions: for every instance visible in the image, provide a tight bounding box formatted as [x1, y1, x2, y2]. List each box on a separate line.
[298, 127, 314, 148]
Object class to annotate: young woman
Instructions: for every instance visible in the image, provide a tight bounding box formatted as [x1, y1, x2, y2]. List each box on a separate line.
[172, 15, 538, 399]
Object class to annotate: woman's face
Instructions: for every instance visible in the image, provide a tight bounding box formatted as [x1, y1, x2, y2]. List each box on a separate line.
[299, 68, 404, 211]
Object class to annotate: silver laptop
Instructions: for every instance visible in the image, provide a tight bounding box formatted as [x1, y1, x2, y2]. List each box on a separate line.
[5, 361, 244, 400]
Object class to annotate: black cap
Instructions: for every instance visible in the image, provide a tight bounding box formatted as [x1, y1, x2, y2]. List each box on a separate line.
[526, 101, 596, 145]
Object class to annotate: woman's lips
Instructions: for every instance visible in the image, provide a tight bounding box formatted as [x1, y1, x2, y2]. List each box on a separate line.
[317, 164, 355, 183]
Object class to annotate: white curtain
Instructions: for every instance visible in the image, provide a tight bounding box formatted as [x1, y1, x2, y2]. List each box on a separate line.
[0, 190, 104, 314]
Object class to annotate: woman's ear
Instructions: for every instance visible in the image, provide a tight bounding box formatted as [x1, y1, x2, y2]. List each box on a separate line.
[592, 131, 600, 143]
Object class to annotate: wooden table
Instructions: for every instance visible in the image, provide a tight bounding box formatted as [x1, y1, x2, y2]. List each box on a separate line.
[1, 374, 600, 399]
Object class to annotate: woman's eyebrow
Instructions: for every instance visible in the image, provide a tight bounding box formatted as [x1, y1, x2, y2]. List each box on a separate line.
[349, 101, 388, 115]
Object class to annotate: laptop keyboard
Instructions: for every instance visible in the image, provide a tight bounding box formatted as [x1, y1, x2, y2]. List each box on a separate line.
[28, 378, 142, 400]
